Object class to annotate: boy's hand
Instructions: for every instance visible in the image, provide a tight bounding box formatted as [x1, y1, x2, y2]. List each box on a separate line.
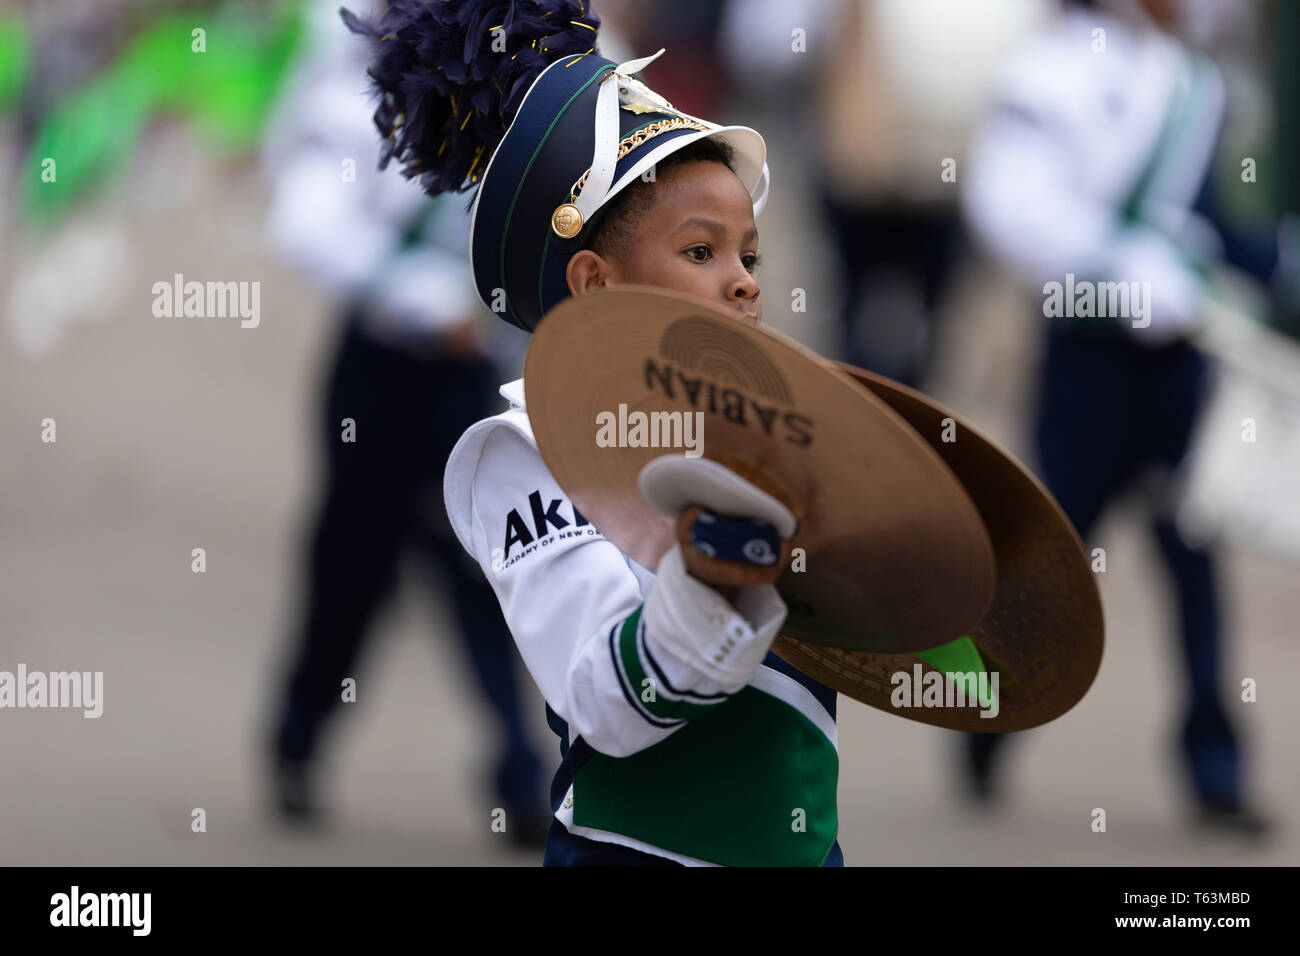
[644, 542, 789, 692]
[674, 504, 791, 597]
[639, 456, 798, 688]
[640, 454, 799, 593]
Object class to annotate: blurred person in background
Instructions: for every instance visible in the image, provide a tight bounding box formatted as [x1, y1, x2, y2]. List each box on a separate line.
[807, 0, 1049, 386]
[3, 0, 302, 355]
[595, 0, 730, 118]
[962, 0, 1296, 835]
[712, 0, 1048, 385]
[260, 0, 547, 846]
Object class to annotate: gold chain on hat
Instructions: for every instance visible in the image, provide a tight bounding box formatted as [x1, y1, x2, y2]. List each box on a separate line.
[551, 115, 710, 239]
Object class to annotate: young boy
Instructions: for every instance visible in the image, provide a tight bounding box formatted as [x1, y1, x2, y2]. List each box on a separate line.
[346, 0, 840, 866]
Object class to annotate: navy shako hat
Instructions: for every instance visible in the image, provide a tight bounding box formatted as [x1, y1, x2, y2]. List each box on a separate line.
[343, 0, 769, 333]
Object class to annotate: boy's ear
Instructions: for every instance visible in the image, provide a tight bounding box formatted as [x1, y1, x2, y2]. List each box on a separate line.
[566, 249, 615, 297]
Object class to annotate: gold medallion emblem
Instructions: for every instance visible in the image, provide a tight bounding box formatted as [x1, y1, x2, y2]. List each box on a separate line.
[551, 202, 583, 239]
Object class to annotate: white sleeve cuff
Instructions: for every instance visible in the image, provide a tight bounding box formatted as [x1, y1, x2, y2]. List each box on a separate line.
[642, 543, 787, 690]
[1109, 225, 1207, 346]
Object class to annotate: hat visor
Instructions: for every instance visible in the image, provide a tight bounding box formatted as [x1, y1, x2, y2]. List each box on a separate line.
[599, 123, 769, 218]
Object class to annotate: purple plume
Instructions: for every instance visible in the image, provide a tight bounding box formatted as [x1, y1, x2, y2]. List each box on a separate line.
[341, 0, 602, 195]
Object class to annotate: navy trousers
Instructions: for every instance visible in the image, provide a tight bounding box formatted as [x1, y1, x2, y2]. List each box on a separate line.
[273, 314, 543, 814]
[968, 322, 1243, 808]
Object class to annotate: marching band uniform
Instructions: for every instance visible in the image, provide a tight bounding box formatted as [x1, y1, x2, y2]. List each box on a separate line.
[344, 0, 843, 865]
[962, 3, 1275, 831]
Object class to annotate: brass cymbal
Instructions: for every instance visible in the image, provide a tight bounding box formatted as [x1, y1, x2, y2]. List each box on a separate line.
[523, 286, 996, 654]
[769, 365, 1105, 732]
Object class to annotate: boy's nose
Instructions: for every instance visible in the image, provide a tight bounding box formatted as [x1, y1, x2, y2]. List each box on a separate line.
[727, 271, 760, 316]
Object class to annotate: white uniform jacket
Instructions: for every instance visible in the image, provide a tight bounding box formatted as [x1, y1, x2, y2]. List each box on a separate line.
[443, 378, 842, 866]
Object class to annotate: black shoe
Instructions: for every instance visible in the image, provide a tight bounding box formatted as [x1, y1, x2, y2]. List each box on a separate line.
[272, 759, 325, 826]
[960, 733, 1001, 807]
[1192, 799, 1273, 839]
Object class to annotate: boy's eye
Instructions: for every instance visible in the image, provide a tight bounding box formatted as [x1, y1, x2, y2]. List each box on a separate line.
[685, 245, 711, 262]
[743, 253, 761, 272]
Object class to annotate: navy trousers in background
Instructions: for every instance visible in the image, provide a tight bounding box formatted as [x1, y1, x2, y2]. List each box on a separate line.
[969, 322, 1244, 809]
[273, 314, 543, 816]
